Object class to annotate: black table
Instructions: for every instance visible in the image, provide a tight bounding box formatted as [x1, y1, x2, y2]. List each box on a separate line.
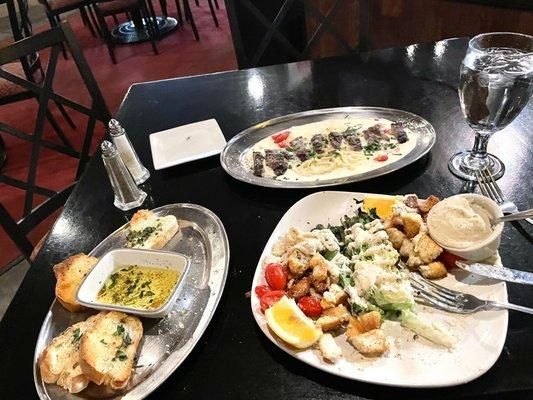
[1, 38, 532, 399]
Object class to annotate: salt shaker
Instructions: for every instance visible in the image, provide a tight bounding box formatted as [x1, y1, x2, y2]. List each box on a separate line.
[108, 119, 150, 185]
[101, 140, 147, 211]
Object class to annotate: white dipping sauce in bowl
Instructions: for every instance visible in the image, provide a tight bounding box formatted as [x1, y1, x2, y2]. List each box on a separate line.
[427, 194, 503, 261]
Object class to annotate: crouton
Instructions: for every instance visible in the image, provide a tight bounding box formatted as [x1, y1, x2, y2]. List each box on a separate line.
[318, 333, 342, 363]
[310, 255, 328, 282]
[322, 284, 348, 306]
[415, 234, 443, 263]
[312, 280, 328, 293]
[419, 195, 440, 214]
[346, 317, 365, 339]
[349, 329, 389, 356]
[287, 277, 310, 299]
[401, 213, 423, 238]
[382, 218, 394, 230]
[316, 305, 350, 332]
[399, 238, 415, 258]
[404, 194, 419, 210]
[320, 299, 335, 310]
[385, 228, 406, 250]
[287, 250, 310, 276]
[419, 261, 447, 279]
[358, 311, 382, 332]
[406, 254, 424, 270]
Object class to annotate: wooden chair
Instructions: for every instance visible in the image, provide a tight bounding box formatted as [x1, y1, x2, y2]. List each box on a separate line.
[224, 0, 370, 68]
[93, 0, 159, 63]
[0, 22, 111, 260]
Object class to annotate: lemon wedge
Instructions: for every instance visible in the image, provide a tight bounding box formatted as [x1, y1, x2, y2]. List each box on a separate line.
[265, 296, 322, 349]
[362, 194, 401, 219]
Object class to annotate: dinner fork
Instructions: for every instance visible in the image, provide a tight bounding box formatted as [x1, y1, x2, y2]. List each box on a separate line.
[475, 167, 533, 226]
[409, 272, 533, 315]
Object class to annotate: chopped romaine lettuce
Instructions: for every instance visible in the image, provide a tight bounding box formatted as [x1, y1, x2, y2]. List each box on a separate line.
[370, 280, 415, 311]
[400, 309, 457, 348]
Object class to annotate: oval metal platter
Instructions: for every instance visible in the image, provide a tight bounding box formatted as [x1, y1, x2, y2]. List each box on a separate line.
[220, 107, 436, 188]
[33, 203, 230, 400]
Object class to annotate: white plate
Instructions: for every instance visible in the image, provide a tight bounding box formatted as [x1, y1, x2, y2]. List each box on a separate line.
[77, 248, 190, 318]
[149, 119, 227, 170]
[251, 191, 508, 388]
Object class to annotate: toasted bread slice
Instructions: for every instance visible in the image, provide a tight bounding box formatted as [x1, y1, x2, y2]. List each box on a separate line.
[125, 209, 179, 249]
[79, 311, 143, 390]
[54, 253, 98, 312]
[39, 313, 102, 393]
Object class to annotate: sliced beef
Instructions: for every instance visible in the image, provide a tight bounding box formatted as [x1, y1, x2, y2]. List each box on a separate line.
[391, 122, 409, 143]
[311, 134, 327, 154]
[264, 149, 289, 176]
[290, 136, 310, 161]
[363, 124, 386, 145]
[328, 131, 343, 150]
[252, 152, 265, 177]
[344, 133, 362, 151]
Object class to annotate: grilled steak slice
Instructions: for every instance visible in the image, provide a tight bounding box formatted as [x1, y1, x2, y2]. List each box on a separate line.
[328, 131, 343, 150]
[391, 122, 409, 143]
[344, 133, 362, 151]
[290, 137, 310, 161]
[363, 124, 385, 145]
[264, 149, 289, 176]
[311, 134, 327, 154]
[252, 152, 265, 177]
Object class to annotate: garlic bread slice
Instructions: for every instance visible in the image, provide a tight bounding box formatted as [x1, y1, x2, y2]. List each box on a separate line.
[125, 209, 179, 249]
[79, 311, 143, 390]
[54, 253, 98, 312]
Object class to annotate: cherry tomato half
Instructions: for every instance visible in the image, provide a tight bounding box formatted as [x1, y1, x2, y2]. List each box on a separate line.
[271, 130, 290, 143]
[439, 250, 464, 270]
[277, 140, 289, 148]
[260, 290, 285, 313]
[298, 296, 323, 318]
[254, 285, 272, 298]
[265, 263, 287, 290]
[374, 154, 388, 162]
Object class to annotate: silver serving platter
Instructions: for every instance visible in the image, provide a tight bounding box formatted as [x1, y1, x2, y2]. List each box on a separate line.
[33, 204, 230, 400]
[220, 106, 436, 188]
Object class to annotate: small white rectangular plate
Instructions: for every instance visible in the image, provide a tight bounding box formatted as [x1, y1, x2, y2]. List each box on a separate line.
[77, 248, 189, 318]
[149, 119, 227, 170]
[251, 191, 508, 388]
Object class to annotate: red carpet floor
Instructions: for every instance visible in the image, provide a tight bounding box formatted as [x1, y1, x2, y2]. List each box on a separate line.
[0, 1, 237, 269]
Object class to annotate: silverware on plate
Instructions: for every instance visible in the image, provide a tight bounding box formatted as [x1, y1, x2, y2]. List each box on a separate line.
[455, 261, 533, 285]
[410, 272, 533, 315]
[475, 166, 533, 226]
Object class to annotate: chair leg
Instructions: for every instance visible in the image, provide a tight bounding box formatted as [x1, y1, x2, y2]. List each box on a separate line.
[194, 0, 199, 6]
[142, 2, 159, 55]
[159, 0, 168, 18]
[183, 0, 199, 41]
[96, 13, 117, 63]
[47, 14, 68, 59]
[213, 0, 218, 9]
[54, 101, 76, 129]
[44, 108, 74, 149]
[87, 5, 102, 36]
[207, 0, 218, 27]
[174, 0, 183, 26]
[80, 6, 96, 37]
[112, 14, 119, 24]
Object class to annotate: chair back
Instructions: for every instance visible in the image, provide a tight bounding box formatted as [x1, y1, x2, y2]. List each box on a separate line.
[225, 0, 370, 68]
[0, 22, 110, 259]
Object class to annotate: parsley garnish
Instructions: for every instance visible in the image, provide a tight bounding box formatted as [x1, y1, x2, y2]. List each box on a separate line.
[113, 324, 125, 336]
[113, 350, 128, 362]
[71, 328, 82, 344]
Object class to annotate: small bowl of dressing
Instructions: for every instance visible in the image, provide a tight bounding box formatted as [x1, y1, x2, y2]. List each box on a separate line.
[77, 248, 189, 318]
[427, 193, 504, 262]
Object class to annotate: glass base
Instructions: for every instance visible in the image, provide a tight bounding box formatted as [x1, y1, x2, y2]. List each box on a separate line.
[114, 190, 147, 211]
[448, 150, 505, 181]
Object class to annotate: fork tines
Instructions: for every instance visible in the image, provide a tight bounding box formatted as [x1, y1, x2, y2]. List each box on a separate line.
[475, 167, 504, 203]
[409, 273, 467, 313]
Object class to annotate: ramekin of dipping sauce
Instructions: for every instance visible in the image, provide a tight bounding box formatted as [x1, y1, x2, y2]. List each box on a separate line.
[427, 193, 503, 262]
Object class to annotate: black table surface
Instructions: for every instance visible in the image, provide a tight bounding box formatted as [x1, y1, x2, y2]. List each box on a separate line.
[1, 38, 533, 399]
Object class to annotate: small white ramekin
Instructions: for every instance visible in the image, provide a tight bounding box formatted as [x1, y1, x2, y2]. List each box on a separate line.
[427, 193, 503, 262]
[77, 248, 189, 318]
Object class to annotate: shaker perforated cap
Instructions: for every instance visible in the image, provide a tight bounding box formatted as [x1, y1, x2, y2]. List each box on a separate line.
[101, 140, 118, 156]
[108, 119, 125, 136]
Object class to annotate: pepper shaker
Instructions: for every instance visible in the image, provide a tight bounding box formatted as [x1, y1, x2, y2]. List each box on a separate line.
[108, 119, 150, 185]
[101, 140, 147, 211]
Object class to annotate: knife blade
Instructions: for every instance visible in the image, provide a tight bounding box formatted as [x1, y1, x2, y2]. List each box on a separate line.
[456, 261, 533, 285]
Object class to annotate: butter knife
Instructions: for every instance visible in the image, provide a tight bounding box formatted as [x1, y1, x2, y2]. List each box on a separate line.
[456, 261, 533, 285]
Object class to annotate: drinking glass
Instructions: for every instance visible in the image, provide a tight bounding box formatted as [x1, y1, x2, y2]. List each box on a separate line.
[449, 32, 533, 180]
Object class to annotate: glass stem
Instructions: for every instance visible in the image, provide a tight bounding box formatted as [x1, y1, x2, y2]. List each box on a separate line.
[470, 131, 491, 158]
